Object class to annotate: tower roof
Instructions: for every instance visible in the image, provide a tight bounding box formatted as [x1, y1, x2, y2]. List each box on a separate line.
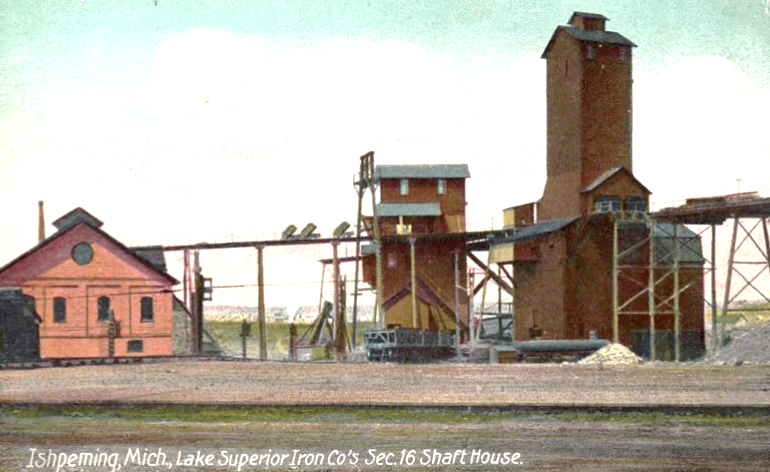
[542, 13, 636, 59]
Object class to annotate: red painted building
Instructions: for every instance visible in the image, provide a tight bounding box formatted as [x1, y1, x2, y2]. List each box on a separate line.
[362, 164, 470, 333]
[0, 208, 182, 358]
[491, 13, 705, 360]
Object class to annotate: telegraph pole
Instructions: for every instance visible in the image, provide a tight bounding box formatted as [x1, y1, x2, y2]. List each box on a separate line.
[256, 245, 267, 360]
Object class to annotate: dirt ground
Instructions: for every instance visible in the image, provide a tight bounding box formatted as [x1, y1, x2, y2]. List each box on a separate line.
[1, 361, 769, 471]
[1, 360, 769, 406]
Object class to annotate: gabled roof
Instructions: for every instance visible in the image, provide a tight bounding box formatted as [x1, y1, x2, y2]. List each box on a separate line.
[376, 203, 442, 217]
[0, 209, 178, 286]
[582, 167, 652, 195]
[541, 25, 636, 59]
[375, 164, 470, 180]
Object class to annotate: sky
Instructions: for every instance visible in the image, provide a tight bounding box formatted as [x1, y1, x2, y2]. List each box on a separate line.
[1, 0, 770, 310]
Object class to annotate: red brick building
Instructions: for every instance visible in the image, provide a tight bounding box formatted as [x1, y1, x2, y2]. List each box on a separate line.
[362, 164, 470, 333]
[491, 13, 705, 360]
[0, 208, 182, 358]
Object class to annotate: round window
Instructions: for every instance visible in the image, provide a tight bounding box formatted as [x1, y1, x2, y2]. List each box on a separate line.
[72, 242, 94, 265]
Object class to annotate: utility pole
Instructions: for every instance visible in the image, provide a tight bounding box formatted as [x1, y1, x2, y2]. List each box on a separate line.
[333, 241, 348, 360]
[352, 157, 367, 349]
[256, 245, 267, 360]
[360, 152, 383, 328]
[193, 251, 203, 355]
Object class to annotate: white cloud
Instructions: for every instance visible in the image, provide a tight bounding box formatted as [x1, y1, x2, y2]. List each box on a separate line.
[635, 56, 770, 203]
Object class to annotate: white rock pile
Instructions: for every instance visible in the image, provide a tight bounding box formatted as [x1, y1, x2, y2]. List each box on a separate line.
[705, 322, 770, 365]
[578, 343, 643, 365]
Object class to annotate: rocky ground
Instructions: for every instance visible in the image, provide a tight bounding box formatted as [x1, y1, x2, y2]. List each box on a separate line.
[703, 321, 770, 365]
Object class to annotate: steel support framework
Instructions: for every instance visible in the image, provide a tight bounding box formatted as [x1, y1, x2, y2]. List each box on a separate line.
[652, 193, 770, 353]
[612, 213, 698, 362]
[720, 217, 770, 342]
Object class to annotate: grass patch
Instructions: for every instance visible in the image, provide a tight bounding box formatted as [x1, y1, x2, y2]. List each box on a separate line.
[2, 404, 769, 429]
[205, 321, 376, 359]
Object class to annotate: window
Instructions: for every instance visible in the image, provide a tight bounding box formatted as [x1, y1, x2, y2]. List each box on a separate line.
[437, 179, 446, 195]
[127, 340, 144, 353]
[140, 296, 154, 322]
[594, 196, 621, 213]
[400, 179, 409, 196]
[587, 45, 596, 60]
[97, 296, 111, 321]
[625, 197, 647, 212]
[53, 297, 66, 323]
[71, 242, 94, 265]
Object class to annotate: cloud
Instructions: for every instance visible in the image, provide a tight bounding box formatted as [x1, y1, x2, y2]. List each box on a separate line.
[634, 55, 770, 202]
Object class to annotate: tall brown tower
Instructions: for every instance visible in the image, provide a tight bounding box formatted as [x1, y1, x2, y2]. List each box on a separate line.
[538, 12, 637, 220]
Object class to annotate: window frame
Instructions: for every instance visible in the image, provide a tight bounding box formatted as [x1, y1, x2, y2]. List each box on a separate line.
[625, 197, 647, 212]
[594, 196, 621, 213]
[400, 179, 409, 196]
[53, 297, 66, 323]
[97, 296, 111, 322]
[140, 296, 154, 322]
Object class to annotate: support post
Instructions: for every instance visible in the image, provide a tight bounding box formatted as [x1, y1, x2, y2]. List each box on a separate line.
[510, 207, 516, 343]
[711, 224, 718, 352]
[454, 250, 460, 355]
[612, 217, 619, 344]
[318, 262, 326, 316]
[256, 245, 267, 360]
[367, 153, 384, 329]
[351, 168, 366, 349]
[476, 252, 492, 342]
[333, 241, 341, 333]
[409, 237, 419, 329]
[674, 224, 681, 362]
[333, 241, 347, 360]
[192, 251, 203, 356]
[648, 222, 656, 361]
[469, 269, 476, 351]
[763, 218, 770, 282]
[721, 218, 739, 350]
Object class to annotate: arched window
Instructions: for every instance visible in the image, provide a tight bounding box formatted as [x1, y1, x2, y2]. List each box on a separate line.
[141, 297, 154, 322]
[97, 296, 111, 321]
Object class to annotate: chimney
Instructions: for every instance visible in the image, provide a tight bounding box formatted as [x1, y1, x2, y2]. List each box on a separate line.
[569, 12, 607, 31]
[38, 201, 45, 242]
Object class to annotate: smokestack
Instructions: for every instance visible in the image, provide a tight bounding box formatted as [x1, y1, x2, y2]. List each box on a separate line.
[38, 200, 45, 242]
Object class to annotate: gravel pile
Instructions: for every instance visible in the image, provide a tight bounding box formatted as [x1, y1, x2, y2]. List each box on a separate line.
[578, 343, 643, 365]
[705, 322, 770, 365]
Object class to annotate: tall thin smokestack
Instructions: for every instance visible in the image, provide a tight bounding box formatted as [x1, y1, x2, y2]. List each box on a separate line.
[38, 200, 45, 242]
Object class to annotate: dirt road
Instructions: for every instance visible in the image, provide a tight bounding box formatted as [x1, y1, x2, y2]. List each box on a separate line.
[1, 360, 769, 406]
